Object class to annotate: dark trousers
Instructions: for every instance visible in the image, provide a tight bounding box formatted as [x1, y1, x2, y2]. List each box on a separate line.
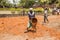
[44, 16, 49, 23]
[52, 10, 56, 15]
[57, 12, 59, 15]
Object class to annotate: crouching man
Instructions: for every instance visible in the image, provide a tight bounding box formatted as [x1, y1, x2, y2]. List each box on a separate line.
[24, 8, 37, 33]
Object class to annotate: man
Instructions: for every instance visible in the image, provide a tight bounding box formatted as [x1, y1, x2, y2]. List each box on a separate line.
[24, 8, 35, 33]
[57, 7, 60, 15]
[22, 9, 25, 16]
[44, 8, 49, 23]
[52, 6, 57, 15]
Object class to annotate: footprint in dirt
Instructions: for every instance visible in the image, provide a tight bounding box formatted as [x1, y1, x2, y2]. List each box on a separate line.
[2, 22, 4, 24]
[26, 39, 28, 40]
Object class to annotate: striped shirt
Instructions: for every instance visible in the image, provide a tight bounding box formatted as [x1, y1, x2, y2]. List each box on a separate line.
[28, 11, 35, 20]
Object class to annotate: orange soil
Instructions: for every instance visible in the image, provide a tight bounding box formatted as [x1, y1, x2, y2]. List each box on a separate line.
[0, 15, 60, 40]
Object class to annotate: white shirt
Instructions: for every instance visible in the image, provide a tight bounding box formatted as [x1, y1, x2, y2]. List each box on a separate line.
[53, 7, 57, 11]
[44, 10, 48, 16]
[57, 9, 60, 12]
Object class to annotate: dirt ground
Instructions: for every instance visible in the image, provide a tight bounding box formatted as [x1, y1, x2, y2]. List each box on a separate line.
[0, 15, 60, 40]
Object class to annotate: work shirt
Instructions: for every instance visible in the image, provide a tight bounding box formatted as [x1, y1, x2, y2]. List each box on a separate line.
[28, 11, 35, 20]
[44, 10, 48, 17]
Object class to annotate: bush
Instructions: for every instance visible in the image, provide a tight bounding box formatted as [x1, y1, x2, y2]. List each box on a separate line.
[34, 7, 44, 12]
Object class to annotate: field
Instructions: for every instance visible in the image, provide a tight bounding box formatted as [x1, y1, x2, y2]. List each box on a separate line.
[0, 14, 60, 40]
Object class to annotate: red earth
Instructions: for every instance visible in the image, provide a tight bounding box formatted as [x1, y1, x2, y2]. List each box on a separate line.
[0, 15, 60, 40]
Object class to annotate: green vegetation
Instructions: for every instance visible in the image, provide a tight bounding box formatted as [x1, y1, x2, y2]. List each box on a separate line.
[0, 0, 60, 8]
[0, 7, 53, 12]
[0, 0, 60, 14]
[0, 8, 44, 12]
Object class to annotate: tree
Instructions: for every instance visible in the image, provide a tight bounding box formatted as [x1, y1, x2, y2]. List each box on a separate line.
[24, 0, 35, 8]
[18, 0, 60, 8]
[0, 0, 5, 8]
[13, 0, 16, 7]
[19, 0, 35, 8]
[0, 0, 10, 8]
[19, 0, 26, 7]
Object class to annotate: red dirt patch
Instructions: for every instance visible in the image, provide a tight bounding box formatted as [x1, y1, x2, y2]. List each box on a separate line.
[0, 15, 60, 40]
